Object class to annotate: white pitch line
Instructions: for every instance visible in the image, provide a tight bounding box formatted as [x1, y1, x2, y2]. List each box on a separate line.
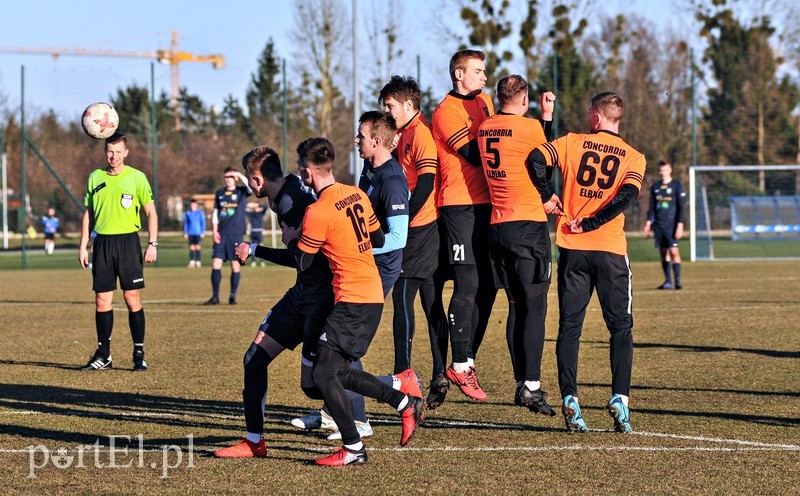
[2, 408, 797, 450]
[0, 445, 796, 455]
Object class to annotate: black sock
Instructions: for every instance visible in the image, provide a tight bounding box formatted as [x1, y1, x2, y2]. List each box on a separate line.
[188, 250, 194, 263]
[243, 343, 271, 434]
[129, 309, 145, 355]
[196, 249, 201, 262]
[96, 310, 113, 358]
[231, 272, 241, 298]
[211, 269, 221, 298]
[673, 263, 681, 284]
[661, 260, 672, 283]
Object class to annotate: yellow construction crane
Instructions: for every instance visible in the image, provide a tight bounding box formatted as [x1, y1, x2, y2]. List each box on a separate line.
[0, 31, 225, 129]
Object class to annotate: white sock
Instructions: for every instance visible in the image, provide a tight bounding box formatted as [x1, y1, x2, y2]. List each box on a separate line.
[245, 432, 262, 443]
[451, 361, 470, 373]
[617, 394, 629, 407]
[345, 441, 364, 451]
[467, 358, 475, 367]
[524, 380, 541, 391]
[397, 395, 409, 411]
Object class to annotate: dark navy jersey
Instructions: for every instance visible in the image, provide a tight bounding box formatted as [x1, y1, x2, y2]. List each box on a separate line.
[246, 205, 267, 231]
[359, 157, 409, 276]
[647, 179, 685, 229]
[275, 174, 332, 294]
[214, 185, 250, 236]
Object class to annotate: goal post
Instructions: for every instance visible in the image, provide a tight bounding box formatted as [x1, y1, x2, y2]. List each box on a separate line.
[689, 165, 800, 261]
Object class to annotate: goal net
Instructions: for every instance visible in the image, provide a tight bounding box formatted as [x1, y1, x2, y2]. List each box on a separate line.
[689, 165, 800, 261]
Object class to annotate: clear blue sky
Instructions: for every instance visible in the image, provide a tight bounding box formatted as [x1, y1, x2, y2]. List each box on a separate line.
[0, 0, 678, 124]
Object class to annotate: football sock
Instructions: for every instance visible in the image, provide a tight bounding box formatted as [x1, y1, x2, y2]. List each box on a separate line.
[349, 359, 368, 423]
[321, 360, 369, 423]
[211, 269, 221, 298]
[524, 380, 541, 391]
[188, 250, 193, 263]
[449, 265, 478, 363]
[128, 309, 145, 355]
[96, 310, 113, 358]
[230, 272, 241, 298]
[396, 395, 409, 411]
[661, 260, 672, 283]
[245, 433, 262, 444]
[344, 441, 364, 451]
[452, 361, 470, 373]
[616, 394, 629, 407]
[243, 343, 270, 434]
[673, 263, 681, 284]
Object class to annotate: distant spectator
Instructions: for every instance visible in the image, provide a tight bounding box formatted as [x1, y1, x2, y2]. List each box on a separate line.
[42, 207, 59, 255]
[183, 199, 206, 268]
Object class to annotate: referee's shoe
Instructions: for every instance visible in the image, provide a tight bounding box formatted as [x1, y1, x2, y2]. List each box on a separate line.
[81, 351, 112, 371]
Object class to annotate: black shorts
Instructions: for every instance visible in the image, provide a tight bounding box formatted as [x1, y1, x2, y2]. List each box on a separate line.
[439, 204, 491, 266]
[318, 302, 383, 361]
[212, 234, 244, 261]
[489, 221, 551, 290]
[45, 233, 55, 241]
[250, 229, 263, 245]
[556, 248, 633, 332]
[258, 285, 333, 362]
[401, 220, 440, 279]
[187, 235, 202, 245]
[92, 233, 144, 292]
[652, 226, 678, 249]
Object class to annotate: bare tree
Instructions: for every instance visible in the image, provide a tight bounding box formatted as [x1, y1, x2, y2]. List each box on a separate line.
[290, 0, 351, 139]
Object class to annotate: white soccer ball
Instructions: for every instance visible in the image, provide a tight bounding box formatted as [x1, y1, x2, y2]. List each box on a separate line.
[81, 102, 119, 140]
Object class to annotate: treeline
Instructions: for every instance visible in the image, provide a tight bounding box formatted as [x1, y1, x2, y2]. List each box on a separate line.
[2, 0, 798, 232]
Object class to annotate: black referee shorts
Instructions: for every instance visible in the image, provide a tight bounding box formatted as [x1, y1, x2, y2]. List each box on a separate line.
[92, 233, 144, 292]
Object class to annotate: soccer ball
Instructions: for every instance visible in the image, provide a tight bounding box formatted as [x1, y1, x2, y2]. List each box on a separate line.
[81, 102, 119, 140]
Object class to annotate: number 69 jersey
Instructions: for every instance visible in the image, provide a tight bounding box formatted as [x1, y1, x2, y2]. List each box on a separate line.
[536, 130, 646, 255]
[297, 183, 384, 304]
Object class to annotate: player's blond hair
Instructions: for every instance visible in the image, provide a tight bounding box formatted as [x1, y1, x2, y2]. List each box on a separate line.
[359, 111, 398, 148]
[449, 49, 485, 84]
[242, 146, 282, 181]
[590, 92, 624, 124]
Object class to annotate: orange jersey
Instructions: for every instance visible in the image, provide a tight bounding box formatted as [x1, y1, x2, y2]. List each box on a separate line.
[396, 112, 438, 227]
[536, 130, 646, 255]
[432, 91, 494, 206]
[297, 183, 384, 304]
[478, 112, 548, 224]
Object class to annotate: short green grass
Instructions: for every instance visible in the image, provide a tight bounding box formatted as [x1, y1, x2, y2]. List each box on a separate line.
[0, 250, 798, 494]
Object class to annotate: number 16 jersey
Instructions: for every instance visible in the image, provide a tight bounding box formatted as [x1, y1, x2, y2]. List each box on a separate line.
[535, 130, 645, 255]
[297, 182, 384, 304]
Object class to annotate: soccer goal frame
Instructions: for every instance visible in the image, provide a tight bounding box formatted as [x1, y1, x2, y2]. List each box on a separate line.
[689, 165, 800, 261]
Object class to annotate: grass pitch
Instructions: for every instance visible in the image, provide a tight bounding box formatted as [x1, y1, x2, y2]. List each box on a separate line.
[0, 250, 798, 494]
